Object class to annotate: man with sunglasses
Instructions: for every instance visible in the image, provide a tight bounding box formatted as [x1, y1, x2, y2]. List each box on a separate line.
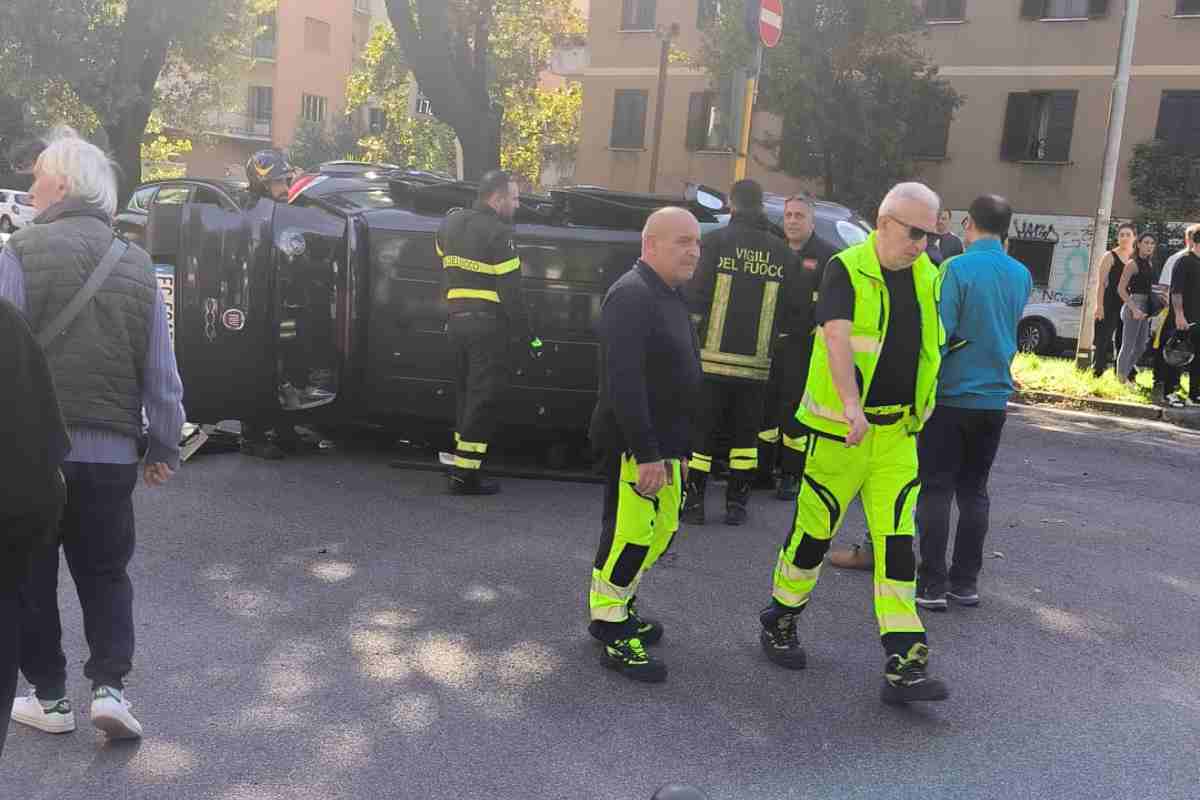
[755, 182, 949, 705]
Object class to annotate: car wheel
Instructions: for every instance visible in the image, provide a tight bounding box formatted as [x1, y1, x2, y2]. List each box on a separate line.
[1018, 319, 1053, 355]
[0, 216, 13, 234]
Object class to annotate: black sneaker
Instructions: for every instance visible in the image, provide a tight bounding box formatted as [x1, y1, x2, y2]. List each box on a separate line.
[915, 583, 948, 612]
[681, 476, 707, 525]
[725, 478, 751, 526]
[775, 474, 799, 501]
[603, 637, 667, 682]
[881, 643, 949, 705]
[724, 502, 748, 526]
[627, 597, 663, 645]
[448, 471, 500, 495]
[759, 608, 807, 670]
[946, 584, 980, 607]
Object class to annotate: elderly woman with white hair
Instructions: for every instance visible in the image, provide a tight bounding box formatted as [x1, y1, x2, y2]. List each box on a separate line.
[0, 127, 184, 741]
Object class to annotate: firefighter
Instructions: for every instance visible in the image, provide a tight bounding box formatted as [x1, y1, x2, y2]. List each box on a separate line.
[682, 179, 794, 526]
[756, 182, 950, 705]
[586, 207, 703, 682]
[759, 194, 838, 501]
[437, 170, 540, 495]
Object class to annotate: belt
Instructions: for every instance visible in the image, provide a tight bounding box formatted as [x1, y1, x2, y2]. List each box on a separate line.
[864, 405, 911, 426]
[449, 311, 499, 320]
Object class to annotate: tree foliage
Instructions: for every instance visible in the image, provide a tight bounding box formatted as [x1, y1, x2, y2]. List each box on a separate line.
[0, 0, 275, 202]
[1128, 140, 1200, 221]
[380, 0, 584, 182]
[698, 0, 962, 216]
[288, 117, 369, 171]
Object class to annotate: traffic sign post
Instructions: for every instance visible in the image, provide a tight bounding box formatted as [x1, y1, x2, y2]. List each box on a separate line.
[734, 0, 782, 182]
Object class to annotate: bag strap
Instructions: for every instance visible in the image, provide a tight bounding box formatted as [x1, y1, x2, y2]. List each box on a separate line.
[36, 238, 129, 349]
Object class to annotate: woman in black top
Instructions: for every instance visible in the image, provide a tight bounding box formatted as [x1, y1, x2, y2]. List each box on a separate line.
[1093, 223, 1137, 377]
[1116, 233, 1157, 384]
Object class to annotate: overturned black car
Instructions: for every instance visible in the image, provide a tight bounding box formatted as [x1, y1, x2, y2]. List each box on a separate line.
[119, 165, 871, 461]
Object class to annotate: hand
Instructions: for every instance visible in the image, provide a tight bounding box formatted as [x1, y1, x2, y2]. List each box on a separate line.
[844, 405, 869, 448]
[1094, 307, 1104, 322]
[1177, 314, 1189, 331]
[635, 460, 667, 497]
[143, 462, 174, 487]
[1131, 307, 1147, 321]
[680, 458, 689, 485]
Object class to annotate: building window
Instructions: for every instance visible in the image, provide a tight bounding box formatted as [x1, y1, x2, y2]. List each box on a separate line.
[686, 91, 731, 151]
[621, 0, 656, 31]
[907, 111, 952, 159]
[354, 0, 371, 13]
[1009, 240, 1055, 287]
[924, 0, 965, 22]
[1000, 91, 1077, 163]
[305, 17, 332, 52]
[1155, 91, 1200, 152]
[1178, 0, 1200, 15]
[610, 89, 648, 149]
[302, 94, 329, 124]
[248, 86, 273, 124]
[1021, 0, 1108, 19]
[369, 107, 387, 134]
[698, 0, 722, 28]
[253, 12, 276, 60]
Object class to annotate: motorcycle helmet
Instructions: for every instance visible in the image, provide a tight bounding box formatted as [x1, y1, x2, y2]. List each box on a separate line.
[1163, 328, 1196, 369]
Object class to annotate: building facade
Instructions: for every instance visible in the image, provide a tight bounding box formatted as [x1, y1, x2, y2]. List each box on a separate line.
[575, 0, 1200, 299]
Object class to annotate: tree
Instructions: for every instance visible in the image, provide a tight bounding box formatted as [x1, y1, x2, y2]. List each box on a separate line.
[698, 0, 962, 216]
[287, 117, 367, 171]
[0, 0, 274, 203]
[381, 0, 584, 182]
[1128, 140, 1200, 222]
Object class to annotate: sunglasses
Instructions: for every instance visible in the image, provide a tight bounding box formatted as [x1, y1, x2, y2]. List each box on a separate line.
[886, 216, 935, 242]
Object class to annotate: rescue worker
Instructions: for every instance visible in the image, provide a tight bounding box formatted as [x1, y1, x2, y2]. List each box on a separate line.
[682, 179, 794, 526]
[755, 182, 950, 705]
[437, 170, 540, 495]
[761, 194, 838, 502]
[586, 207, 702, 682]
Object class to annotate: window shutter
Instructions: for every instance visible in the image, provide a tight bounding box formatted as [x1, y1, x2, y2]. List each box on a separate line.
[1000, 93, 1034, 161]
[621, 0, 634, 29]
[1088, 0, 1109, 16]
[1043, 91, 1078, 162]
[1020, 0, 1045, 19]
[1156, 92, 1184, 143]
[946, 0, 966, 19]
[639, 0, 657, 29]
[686, 92, 706, 151]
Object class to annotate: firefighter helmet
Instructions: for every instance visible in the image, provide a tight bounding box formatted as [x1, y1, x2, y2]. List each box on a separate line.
[245, 150, 292, 196]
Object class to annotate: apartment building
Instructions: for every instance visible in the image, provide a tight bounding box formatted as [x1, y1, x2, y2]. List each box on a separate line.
[181, 0, 389, 179]
[575, 1, 1200, 299]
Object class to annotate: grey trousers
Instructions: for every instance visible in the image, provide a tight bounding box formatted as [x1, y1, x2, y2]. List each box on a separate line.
[1117, 294, 1150, 380]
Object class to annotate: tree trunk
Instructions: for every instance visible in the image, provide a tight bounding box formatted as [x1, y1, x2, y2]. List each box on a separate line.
[454, 112, 503, 181]
[105, 104, 151, 208]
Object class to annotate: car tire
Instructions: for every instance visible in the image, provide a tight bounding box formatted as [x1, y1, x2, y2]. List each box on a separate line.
[1018, 319, 1054, 356]
[0, 216, 13, 234]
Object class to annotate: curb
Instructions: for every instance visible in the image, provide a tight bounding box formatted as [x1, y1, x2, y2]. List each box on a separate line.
[1014, 389, 1200, 429]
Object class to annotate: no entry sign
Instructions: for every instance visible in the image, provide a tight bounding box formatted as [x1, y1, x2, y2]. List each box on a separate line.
[760, 0, 783, 48]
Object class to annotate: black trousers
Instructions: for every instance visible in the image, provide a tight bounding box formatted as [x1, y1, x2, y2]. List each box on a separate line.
[1153, 316, 1181, 393]
[1092, 313, 1122, 376]
[915, 406, 1007, 591]
[20, 462, 138, 697]
[2, 521, 41, 760]
[1187, 326, 1200, 401]
[691, 378, 766, 478]
[448, 313, 511, 471]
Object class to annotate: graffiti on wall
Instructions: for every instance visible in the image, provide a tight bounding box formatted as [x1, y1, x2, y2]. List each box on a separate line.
[949, 212, 1094, 303]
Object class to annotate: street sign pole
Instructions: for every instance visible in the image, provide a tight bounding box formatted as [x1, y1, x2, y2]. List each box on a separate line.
[732, 43, 762, 183]
[733, 0, 781, 183]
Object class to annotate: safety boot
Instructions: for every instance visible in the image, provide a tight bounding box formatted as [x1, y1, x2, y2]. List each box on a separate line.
[680, 472, 707, 525]
[603, 637, 667, 682]
[627, 595, 663, 645]
[881, 643, 949, 705]
[776, 473, 800, 501]
[758, 602, 807, 669]
[753, 442, 777, 490]
[448, 468, 500, 495]
[724, 476, 751, 526]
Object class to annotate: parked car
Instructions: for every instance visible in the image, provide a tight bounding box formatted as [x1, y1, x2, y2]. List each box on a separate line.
[1018, 298, 1083, 355]
[116, 165, 872, 456]
[0, 189, 36, 233]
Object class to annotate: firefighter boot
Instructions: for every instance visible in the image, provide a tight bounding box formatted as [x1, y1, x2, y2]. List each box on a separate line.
[680, 472, 707, 525]
[724, 475, 752, 526]
[448, 468, 501, 496]
[758, 601, 807, 670]
[754, 442, 777, 490]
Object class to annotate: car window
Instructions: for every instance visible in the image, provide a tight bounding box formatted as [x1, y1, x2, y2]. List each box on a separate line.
[153, 186, 189, 206]
[15, 193, 33, 207]
[192, 186, 232, 209]
[127, 186, 157, 213]
[836, 219, 869, 246]
[0, 192, 8, 203]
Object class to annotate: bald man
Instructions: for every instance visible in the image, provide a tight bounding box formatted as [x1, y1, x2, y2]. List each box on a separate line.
[756, 183, 950, 705]
[586, 207, 703, 683]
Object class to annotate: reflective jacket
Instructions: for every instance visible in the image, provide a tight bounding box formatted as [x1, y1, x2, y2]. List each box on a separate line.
[688, 212, 796, 382]
[435, 204, 530, 334]
[800, 233, 943, 437]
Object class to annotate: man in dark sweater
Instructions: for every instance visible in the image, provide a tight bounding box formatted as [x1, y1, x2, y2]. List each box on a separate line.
[587, 207, 703, 683]
[1169, 232, 1200, 403]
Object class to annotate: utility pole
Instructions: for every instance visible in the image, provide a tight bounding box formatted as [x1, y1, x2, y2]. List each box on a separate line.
[647, 22, 679, 194]
[732, 45, 763, 183]
[1075, 0, 1141, 369]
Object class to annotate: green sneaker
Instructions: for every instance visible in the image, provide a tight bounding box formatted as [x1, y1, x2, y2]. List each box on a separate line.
[11, 692, 75, 734]
[604, 637, 667, 682]
[881, 643, 949, 705]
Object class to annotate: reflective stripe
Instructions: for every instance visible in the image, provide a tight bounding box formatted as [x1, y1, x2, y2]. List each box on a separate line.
[756, 281, 780, 363]
[456, 439, 488, 454]
[589, 573, 634, 622]
[453, 455, 482, 470]
[436, 240, 444, 257]
[776, 559, 822, 586]
[782, 433, 808, 453]
[802, 392, 844, 423]
[758, 428, 780, 444]
[701, 360, 771, 381]
[729, 447, 758, 464]
[875, 579, 916, 606]
[770, 585, 811, 608]
[877, 612, 924, 633]
[690, 453, 713, 473]
[704, 273, 734, 352]
[447, 288, 501, 303]
[443, 254, 521, 276]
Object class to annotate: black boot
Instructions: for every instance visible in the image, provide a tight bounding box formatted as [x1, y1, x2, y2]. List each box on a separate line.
[776, 473, 800, 501]
[681, 472, 707, 525]
[881, 643, 949, 704]
[753, 441, 777, 490]
[759, 601, 807, 669]
[725, 475, 751, 526]
[627, 595, 663, 645]
[448, 468, 500, 495]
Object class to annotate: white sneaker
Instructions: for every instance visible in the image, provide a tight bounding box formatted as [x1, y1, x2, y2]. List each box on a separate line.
[11, 691, 76, 733]
[90, 686, 142, 740]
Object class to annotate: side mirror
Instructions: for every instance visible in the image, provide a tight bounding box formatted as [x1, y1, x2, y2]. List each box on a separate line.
[684, 182, 726, 211]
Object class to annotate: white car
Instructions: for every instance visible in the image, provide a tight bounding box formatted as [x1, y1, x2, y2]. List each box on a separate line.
[1018, 299, 1083, 355]
[0, 189, 36, 233]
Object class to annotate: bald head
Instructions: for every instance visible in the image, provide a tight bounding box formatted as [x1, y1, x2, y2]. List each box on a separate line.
[642, 207, 701, 287]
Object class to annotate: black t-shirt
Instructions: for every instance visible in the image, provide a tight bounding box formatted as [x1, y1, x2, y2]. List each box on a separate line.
[1170, 252, 1200, 322]
[815, 257, 919, 407]
[1104, 251, 1127, 313]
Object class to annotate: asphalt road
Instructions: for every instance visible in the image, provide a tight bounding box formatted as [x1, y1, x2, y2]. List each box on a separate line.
[3, 404, 1199, 800]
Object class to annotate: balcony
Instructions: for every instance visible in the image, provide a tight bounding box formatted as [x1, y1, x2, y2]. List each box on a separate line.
[203, 111, 273, 142]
